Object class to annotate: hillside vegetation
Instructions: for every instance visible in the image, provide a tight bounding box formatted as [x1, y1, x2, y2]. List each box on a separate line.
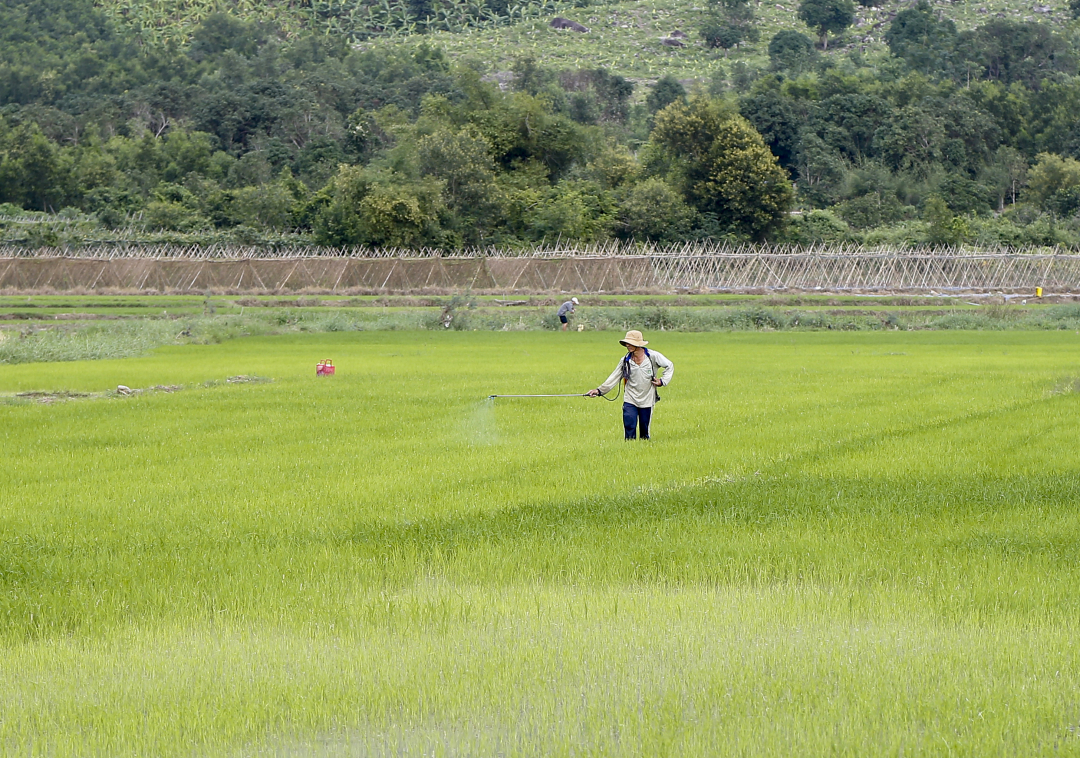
[1, 0, 1079, 248]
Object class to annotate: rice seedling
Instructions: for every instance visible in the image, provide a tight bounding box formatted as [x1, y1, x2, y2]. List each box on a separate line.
[2, 330, 1080, 755]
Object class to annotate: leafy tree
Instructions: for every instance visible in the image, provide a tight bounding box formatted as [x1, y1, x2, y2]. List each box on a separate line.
[230, 180, 299, 230]
[650, 97, 794, 240]
[934, 94, 1000, 173]
[193, 90, 254, 155]
[812, 94, 892, 164]
[793, 132, 845, 203]
[965, 81, 1030, 148]
[227, 152, 274, 188]
[559, 69, 635, 124]
[956, 21, 1075, 88]
[418, 127, 496, 209]
[526, 183, 615, 242]
[1047, 186, 1080, 218]
[647, 76, 687, 114]
[294, 136, 347, 188]
[352, 181, 440, 246]
[590, 69, 635, 123]
[797, 0, 855, 50]
[1027, 80, 1080, 158]
[586, 142, 642, 189]
[739, 90, 802, 171]
[784, 209, 852, 244]
[510, 56, 555, 96]
[885, 1, 958, 76]
[767, 30, 815, 71]
[1025, 153, 1080, 213]
[729, 62, 760, 93]
[834, 191, 908, 229]
[188, 13, 267, 60]
[701, 0, 759, 51]
[716, 0, 757, 27]
[565, 92, 597, 125]
[874, 105, 944, 176]
[0, 122, 69, 211]
[701, 21, 746, 51]
[315, 165, 447, 246]
[471, 93, 587, 179]
[314, 165, 375, 244]
[143, 183, 206, 232]
[159, 130, 221, 183]
[616, 178, 695, 242]
[923, 194, 969, 245]
[417, 126, 503, 242]
[937, 175, 992, 215]
[69, 142, 119, 198]
[980, 146, 1028, 209]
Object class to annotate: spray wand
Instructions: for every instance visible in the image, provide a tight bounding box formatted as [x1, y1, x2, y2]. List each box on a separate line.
[487, 393, 589, 399]
[488, 386, 623, 402]
[488, 365, 628, 402]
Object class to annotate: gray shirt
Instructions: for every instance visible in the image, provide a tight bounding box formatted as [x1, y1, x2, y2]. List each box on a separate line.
[557, 301, 576, 317]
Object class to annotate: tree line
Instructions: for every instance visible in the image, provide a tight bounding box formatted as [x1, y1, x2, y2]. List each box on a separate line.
[2, 0, 1080, 248]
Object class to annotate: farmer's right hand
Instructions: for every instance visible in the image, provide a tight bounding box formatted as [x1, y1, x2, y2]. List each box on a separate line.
[587, 389, 600, 397]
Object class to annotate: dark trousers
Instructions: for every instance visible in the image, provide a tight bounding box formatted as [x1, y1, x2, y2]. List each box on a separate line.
[623, 402, 653, 440]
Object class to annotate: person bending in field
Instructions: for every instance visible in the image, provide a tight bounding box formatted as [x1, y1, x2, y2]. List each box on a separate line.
[587, 330, 674, 440]
[557, 297, 579, 331]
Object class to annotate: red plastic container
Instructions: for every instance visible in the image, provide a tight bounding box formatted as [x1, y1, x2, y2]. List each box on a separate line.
[316, 359, 335, 376]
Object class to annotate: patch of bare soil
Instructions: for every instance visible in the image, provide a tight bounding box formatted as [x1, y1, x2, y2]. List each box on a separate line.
[5, 377, 271, 404]
[14, 390, 93, 404]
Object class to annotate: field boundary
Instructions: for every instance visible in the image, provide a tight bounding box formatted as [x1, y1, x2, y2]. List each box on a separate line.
[3, 247, 1080, 293]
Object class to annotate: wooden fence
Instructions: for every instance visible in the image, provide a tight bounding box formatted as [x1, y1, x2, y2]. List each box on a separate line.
[2, 246, 1079, 292]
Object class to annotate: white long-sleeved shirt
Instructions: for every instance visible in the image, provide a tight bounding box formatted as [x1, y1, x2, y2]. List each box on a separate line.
[596, 349, 674, 408]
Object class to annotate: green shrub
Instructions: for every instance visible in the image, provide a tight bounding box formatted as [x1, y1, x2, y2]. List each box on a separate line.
[616, 178, 695, 243]
[784, 209, 853, 244]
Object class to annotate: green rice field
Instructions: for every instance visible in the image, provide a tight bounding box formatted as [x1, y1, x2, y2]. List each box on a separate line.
[3, 329, 1080, 755]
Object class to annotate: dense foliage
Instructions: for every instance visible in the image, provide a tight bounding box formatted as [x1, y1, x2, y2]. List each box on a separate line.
[1, 0, 1080, 247]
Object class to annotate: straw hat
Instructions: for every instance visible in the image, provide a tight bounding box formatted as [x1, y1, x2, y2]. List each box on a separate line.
[619, 330, 648, 347]
[571, 297, 579, 304]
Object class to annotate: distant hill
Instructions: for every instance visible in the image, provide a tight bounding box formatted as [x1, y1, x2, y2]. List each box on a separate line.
[93, 0, 1076, 84]
[0, 0, 1075, 249]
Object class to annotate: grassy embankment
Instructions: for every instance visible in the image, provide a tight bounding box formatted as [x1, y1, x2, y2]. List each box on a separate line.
[2, 330, 1080, 755]
[2, 293, 1080, 365]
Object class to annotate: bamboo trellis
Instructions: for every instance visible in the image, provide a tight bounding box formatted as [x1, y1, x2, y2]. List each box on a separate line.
[4, 241, 1076, 260]
[2, 244, 1080, 292]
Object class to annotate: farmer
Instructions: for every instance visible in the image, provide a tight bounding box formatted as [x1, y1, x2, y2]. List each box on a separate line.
[587, 330, 674, 440]
[557, 297, 579, 331]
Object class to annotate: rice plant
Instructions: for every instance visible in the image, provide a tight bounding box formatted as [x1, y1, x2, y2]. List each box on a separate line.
[2, 330, 1080, 755]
